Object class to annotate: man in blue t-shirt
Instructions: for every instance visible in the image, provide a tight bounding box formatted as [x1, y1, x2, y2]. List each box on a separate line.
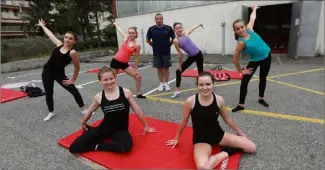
[146, 13, 175, 92]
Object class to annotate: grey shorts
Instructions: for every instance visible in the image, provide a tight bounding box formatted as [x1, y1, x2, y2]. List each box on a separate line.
[153, 55, 172, 68]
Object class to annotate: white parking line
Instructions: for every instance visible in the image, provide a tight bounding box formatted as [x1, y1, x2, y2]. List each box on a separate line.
[76, 65, 152, 89]
[6, 63, 97, 79]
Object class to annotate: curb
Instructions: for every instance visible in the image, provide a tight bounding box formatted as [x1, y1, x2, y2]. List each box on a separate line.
[1, 50, 115, 73]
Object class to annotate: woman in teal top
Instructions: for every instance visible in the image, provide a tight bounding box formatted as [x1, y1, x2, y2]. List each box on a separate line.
[231, 5, 272, 112]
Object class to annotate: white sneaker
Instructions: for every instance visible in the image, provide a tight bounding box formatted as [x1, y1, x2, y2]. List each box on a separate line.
[164, 83, 170, 91]
[44, 112, 55, 121]
[171, 91, 180, 98]
[158, 83, 164, 92]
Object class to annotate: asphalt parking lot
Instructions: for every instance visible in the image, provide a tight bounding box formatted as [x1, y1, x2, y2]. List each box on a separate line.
[0, 56, 324, 169]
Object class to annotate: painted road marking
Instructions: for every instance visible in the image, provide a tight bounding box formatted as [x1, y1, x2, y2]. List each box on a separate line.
[76, 65, 151, 89]
[146, 96, 324, 124]
[143, 66, 202, 96]
[6, 63, 97, 79]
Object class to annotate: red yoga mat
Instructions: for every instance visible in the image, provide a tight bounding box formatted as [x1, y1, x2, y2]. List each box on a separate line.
[86, 68, 124, 74]
[0, 88, 28, 103]
[58, 114, 242, 169]
[181, 69, 242, 79]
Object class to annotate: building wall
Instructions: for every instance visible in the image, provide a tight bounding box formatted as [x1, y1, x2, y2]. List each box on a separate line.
[316, 1, 324, 55]
[115, 0, 324, 56]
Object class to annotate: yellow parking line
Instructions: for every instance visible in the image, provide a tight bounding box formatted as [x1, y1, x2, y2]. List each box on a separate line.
[268, 68, 324, 79]
[267, 79, 324, 95]
[148, 79, 258, 97]
[146, 96, 324, 124]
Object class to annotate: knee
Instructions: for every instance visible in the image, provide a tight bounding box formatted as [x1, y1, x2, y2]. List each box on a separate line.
[119, 141, 132, 153]
[245, 141, 257, 153]
[196, 162, 208, 170]
[176, 69, 182, 76]
[68, 144, 78, 154]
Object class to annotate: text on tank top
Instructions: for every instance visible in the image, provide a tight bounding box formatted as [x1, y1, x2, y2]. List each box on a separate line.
[190, 93, 221, 135]
[44, 45, 73, 74]
[99, 86, 130, 131]
[178, 34, 200, 57]
[113, 40, 137, 63]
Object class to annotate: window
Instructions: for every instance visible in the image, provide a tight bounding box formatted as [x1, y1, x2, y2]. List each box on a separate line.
[116, 0, 220, 18]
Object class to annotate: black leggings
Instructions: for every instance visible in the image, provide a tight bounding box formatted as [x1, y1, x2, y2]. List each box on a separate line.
[176, 50, 204, 87]
[69, 129, 133, 154]
[41, 70, 84, 112]
[239, 54, 272, 104]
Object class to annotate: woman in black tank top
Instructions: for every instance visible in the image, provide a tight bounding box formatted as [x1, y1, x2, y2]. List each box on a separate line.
[35, 19, 88, 121]
[166, 71, 256, 169]
[69, 66, 155, 154]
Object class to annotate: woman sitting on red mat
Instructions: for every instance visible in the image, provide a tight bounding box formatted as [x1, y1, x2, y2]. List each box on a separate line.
[69, 66, 155, 154]
[166, 71, 256, 169]
[110, 22, 146, 98]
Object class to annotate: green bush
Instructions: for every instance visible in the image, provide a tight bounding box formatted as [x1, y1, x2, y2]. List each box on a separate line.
[1, 36, 118, 63]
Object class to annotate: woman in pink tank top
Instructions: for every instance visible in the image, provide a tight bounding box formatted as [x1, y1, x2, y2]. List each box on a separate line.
[110, 23, 146, 98]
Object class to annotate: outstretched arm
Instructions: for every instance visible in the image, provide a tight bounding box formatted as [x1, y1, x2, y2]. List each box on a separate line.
[35, 19, 63, 47]
[185, 24, 203, 36]
[174, 97, 192, 140]
[81, 95, 100, 126]
[246, 5, 258, 31]
[113, 22, 128, 40]
[218, 96, 244, 135]
[125, 88, 149, 128]
[173, 39, 183, 70]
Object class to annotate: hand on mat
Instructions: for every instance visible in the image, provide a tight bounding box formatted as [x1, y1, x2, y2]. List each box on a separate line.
[166, 139, 178, 148]
[62, 79, 74, 86]
[242, 68, 253, 75]
[143, 126, 156, 135]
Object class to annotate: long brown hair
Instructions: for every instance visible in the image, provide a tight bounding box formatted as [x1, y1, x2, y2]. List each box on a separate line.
[232, 19, 245, 41]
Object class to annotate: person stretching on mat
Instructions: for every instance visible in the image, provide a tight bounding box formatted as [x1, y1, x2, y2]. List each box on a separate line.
[69, 66, 156, 154]
[231, 5, 272, 112]
[35, 19, 90, 121]
[110, 22, 146, 99]
[171, 22, 204, 98]
[166, 71, 256, 169]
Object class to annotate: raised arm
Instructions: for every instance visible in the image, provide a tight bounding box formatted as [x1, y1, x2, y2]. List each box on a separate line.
[218, 96, 245, 136]
[113, 22, 128, 40]
[173, 39, 183, 70]
[185, 24, 203, 36]
[246, 5, 258, 31]
[35, 19, 63, 47]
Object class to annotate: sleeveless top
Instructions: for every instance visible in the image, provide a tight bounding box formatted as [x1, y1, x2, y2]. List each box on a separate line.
[190, 93, 223, 140]
[97, 86, 130, 133]
[113, 40, 137, 63]
[238, 29, 270, 62]
[178, 34, 200, 57]
[43, 45, 73, 75]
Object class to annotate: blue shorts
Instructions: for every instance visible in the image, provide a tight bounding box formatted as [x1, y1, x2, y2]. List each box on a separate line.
[153, 55, 171, 68]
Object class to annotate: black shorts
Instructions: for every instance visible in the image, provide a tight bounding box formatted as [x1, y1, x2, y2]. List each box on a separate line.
[153, 55, 172, 68]
[110, 58, 129, 70]
[192, 130, 225, 146]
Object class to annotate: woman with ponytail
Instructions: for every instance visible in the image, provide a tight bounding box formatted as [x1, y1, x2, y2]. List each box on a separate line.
[231, 5, 272, 112]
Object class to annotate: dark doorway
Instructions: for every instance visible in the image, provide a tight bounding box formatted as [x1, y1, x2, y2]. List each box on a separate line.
[248, 3, 292, 54]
